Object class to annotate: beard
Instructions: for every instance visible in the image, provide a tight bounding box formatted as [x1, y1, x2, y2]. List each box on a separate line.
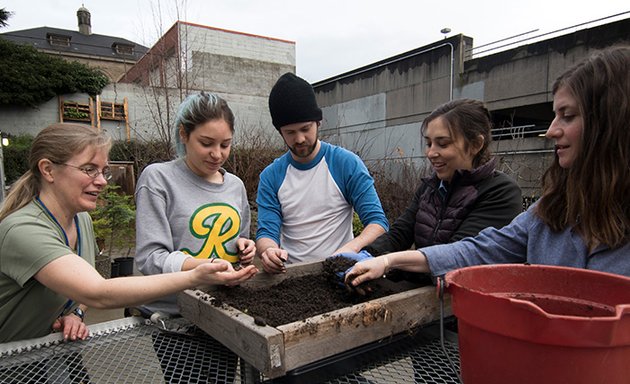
[287, 141, 317, 159]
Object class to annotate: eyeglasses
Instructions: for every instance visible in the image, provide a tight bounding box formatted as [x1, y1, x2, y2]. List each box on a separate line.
[54, 162, 113, 181]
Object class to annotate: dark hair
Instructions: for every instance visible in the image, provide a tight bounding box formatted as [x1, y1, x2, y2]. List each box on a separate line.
[537, 45, 630, 249]
[174, 91, 235, 157]
[421, 98, 493, 168]
[0, 123, 111, 221]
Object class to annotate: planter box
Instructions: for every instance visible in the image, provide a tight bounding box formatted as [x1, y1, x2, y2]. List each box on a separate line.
[178, 261, 450, 378]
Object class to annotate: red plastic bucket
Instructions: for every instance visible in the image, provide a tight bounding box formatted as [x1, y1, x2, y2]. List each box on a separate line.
[445, 264, 630, 384]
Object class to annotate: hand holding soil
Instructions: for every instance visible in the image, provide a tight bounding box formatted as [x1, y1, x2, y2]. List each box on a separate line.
[259, 247, 288, 274]
[236, 238, 256, 265]
[345, 255, 388, 289]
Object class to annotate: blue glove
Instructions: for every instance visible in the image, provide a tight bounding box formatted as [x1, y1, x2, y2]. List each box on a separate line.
[330, 250, 373, 285]
[335, 250, 373, 263]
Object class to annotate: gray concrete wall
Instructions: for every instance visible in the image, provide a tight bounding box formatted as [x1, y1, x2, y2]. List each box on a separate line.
[0, 98, 60, 137]
[0, 82, 282, 148]
[318, 35, 470, 172]
[314, 19, 630, 196]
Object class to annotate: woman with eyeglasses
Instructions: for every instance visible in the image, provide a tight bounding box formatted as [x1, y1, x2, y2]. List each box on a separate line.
[0, 123, 258, 343]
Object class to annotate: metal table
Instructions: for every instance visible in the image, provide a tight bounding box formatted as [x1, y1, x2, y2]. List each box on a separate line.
[0, 317, 460, 383]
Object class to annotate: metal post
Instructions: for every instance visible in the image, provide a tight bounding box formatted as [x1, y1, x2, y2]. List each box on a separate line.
[0, 134, 6, 204]
[239, 358, 263, 384]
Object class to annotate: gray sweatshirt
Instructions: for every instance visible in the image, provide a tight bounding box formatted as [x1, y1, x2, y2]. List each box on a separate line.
[134, 158, 251, 315]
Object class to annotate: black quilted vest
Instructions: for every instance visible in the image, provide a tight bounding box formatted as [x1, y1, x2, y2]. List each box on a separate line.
[414, 158, 497, 248]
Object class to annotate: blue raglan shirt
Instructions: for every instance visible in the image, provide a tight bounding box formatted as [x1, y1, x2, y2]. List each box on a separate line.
[256, 141, 388, 263]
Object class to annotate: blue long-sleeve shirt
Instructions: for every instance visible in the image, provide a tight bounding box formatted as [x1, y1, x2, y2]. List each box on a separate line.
[423, 205, 630, 277]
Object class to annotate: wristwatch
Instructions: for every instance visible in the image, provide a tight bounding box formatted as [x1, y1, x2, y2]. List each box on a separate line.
[72, 307, 85, 322]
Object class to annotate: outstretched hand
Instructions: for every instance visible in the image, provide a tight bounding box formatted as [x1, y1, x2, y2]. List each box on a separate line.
[329, 250, 374, 283]
[192, 261, 258, 287]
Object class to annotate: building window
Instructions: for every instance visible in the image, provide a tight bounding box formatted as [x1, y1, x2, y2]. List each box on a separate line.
[112, 43, 134, 55]
[47, 33, 71, 47]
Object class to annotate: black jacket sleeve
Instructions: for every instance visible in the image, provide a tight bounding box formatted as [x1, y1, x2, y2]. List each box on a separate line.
[363, 183, 428, 256]
[449, 171, 522, 242]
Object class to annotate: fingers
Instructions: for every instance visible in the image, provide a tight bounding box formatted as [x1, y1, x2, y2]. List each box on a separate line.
[60, 315, 89, 341]
[344, 258, 382, 287]
[76, 322, 89, 340]
[240, 252, 255, 265]
[239, 245, 256, 265]
[216, 258, 235, 271]
[221, 265, 259, 286]
[345, 270, 362, 286]
[237, 239, 257, 266]
[240, 239, 256, 254]
[195, 263, 258, 286]
[260, 249, 287, 274]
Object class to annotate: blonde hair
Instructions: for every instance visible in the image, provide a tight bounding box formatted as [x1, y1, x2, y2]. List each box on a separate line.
[0, 123, 111, 221]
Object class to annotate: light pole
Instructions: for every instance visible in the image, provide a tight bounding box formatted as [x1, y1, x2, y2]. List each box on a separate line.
[0, 132, 7, 203]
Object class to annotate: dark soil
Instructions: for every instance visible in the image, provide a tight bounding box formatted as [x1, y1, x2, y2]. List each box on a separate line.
[208, 256, 399, 327]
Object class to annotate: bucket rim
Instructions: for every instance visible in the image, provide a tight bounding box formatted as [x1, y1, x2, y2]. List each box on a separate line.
[444, 263, 630, 346]
[445, 263, 630, 284]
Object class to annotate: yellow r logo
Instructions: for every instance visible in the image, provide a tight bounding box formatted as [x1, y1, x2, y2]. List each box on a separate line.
[181, 203, 241, 263]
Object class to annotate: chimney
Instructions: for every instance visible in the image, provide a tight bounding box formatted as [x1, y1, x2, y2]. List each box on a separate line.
[77, 5, 91, 35]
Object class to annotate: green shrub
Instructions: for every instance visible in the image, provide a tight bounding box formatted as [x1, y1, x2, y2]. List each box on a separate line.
[352, 212, 364, 237]
[3, 134, 34, 185]
[90, 184, 135, 257]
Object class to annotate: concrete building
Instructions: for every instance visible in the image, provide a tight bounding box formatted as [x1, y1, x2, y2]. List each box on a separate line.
[313, 17, 630, 196]
[121, 21, 295, 144]
[0, 20, 295, 145]
[0, 6, 148, 82]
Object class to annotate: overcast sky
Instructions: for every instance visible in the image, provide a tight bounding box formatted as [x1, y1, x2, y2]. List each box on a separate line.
[2, 1, 629, 83]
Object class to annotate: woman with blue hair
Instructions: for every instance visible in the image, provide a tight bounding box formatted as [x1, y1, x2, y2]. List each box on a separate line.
[134, 91, 255, 382]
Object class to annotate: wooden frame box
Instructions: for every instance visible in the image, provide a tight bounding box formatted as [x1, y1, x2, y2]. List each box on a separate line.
[178, 261, 450, 378]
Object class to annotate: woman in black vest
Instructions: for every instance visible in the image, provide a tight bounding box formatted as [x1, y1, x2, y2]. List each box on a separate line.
[363, 99, 522, 263]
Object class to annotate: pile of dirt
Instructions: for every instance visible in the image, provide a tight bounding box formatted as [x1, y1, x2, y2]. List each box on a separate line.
[208, 256, 395, 327]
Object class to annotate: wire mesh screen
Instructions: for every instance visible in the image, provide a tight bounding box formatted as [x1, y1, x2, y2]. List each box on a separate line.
[0, 318, 460, 384]
[323, 338, 460, 384]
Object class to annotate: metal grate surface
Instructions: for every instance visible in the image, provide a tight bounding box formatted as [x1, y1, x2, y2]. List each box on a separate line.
[323, 337, 460, 384]
[0, 318, 460, 384]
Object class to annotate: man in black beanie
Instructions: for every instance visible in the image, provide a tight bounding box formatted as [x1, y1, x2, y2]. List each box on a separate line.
[255, 72, 389, 273]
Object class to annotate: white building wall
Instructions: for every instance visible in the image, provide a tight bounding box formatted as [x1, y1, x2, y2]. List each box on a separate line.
[180, 24, 294, 66]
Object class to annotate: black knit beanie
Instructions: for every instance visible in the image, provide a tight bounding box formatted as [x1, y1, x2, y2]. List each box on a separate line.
[269, 72, 322, 130]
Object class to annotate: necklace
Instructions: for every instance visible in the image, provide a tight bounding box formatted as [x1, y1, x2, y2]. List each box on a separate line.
[34, 196, 82, 255]
[34, 196, 82, 317]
